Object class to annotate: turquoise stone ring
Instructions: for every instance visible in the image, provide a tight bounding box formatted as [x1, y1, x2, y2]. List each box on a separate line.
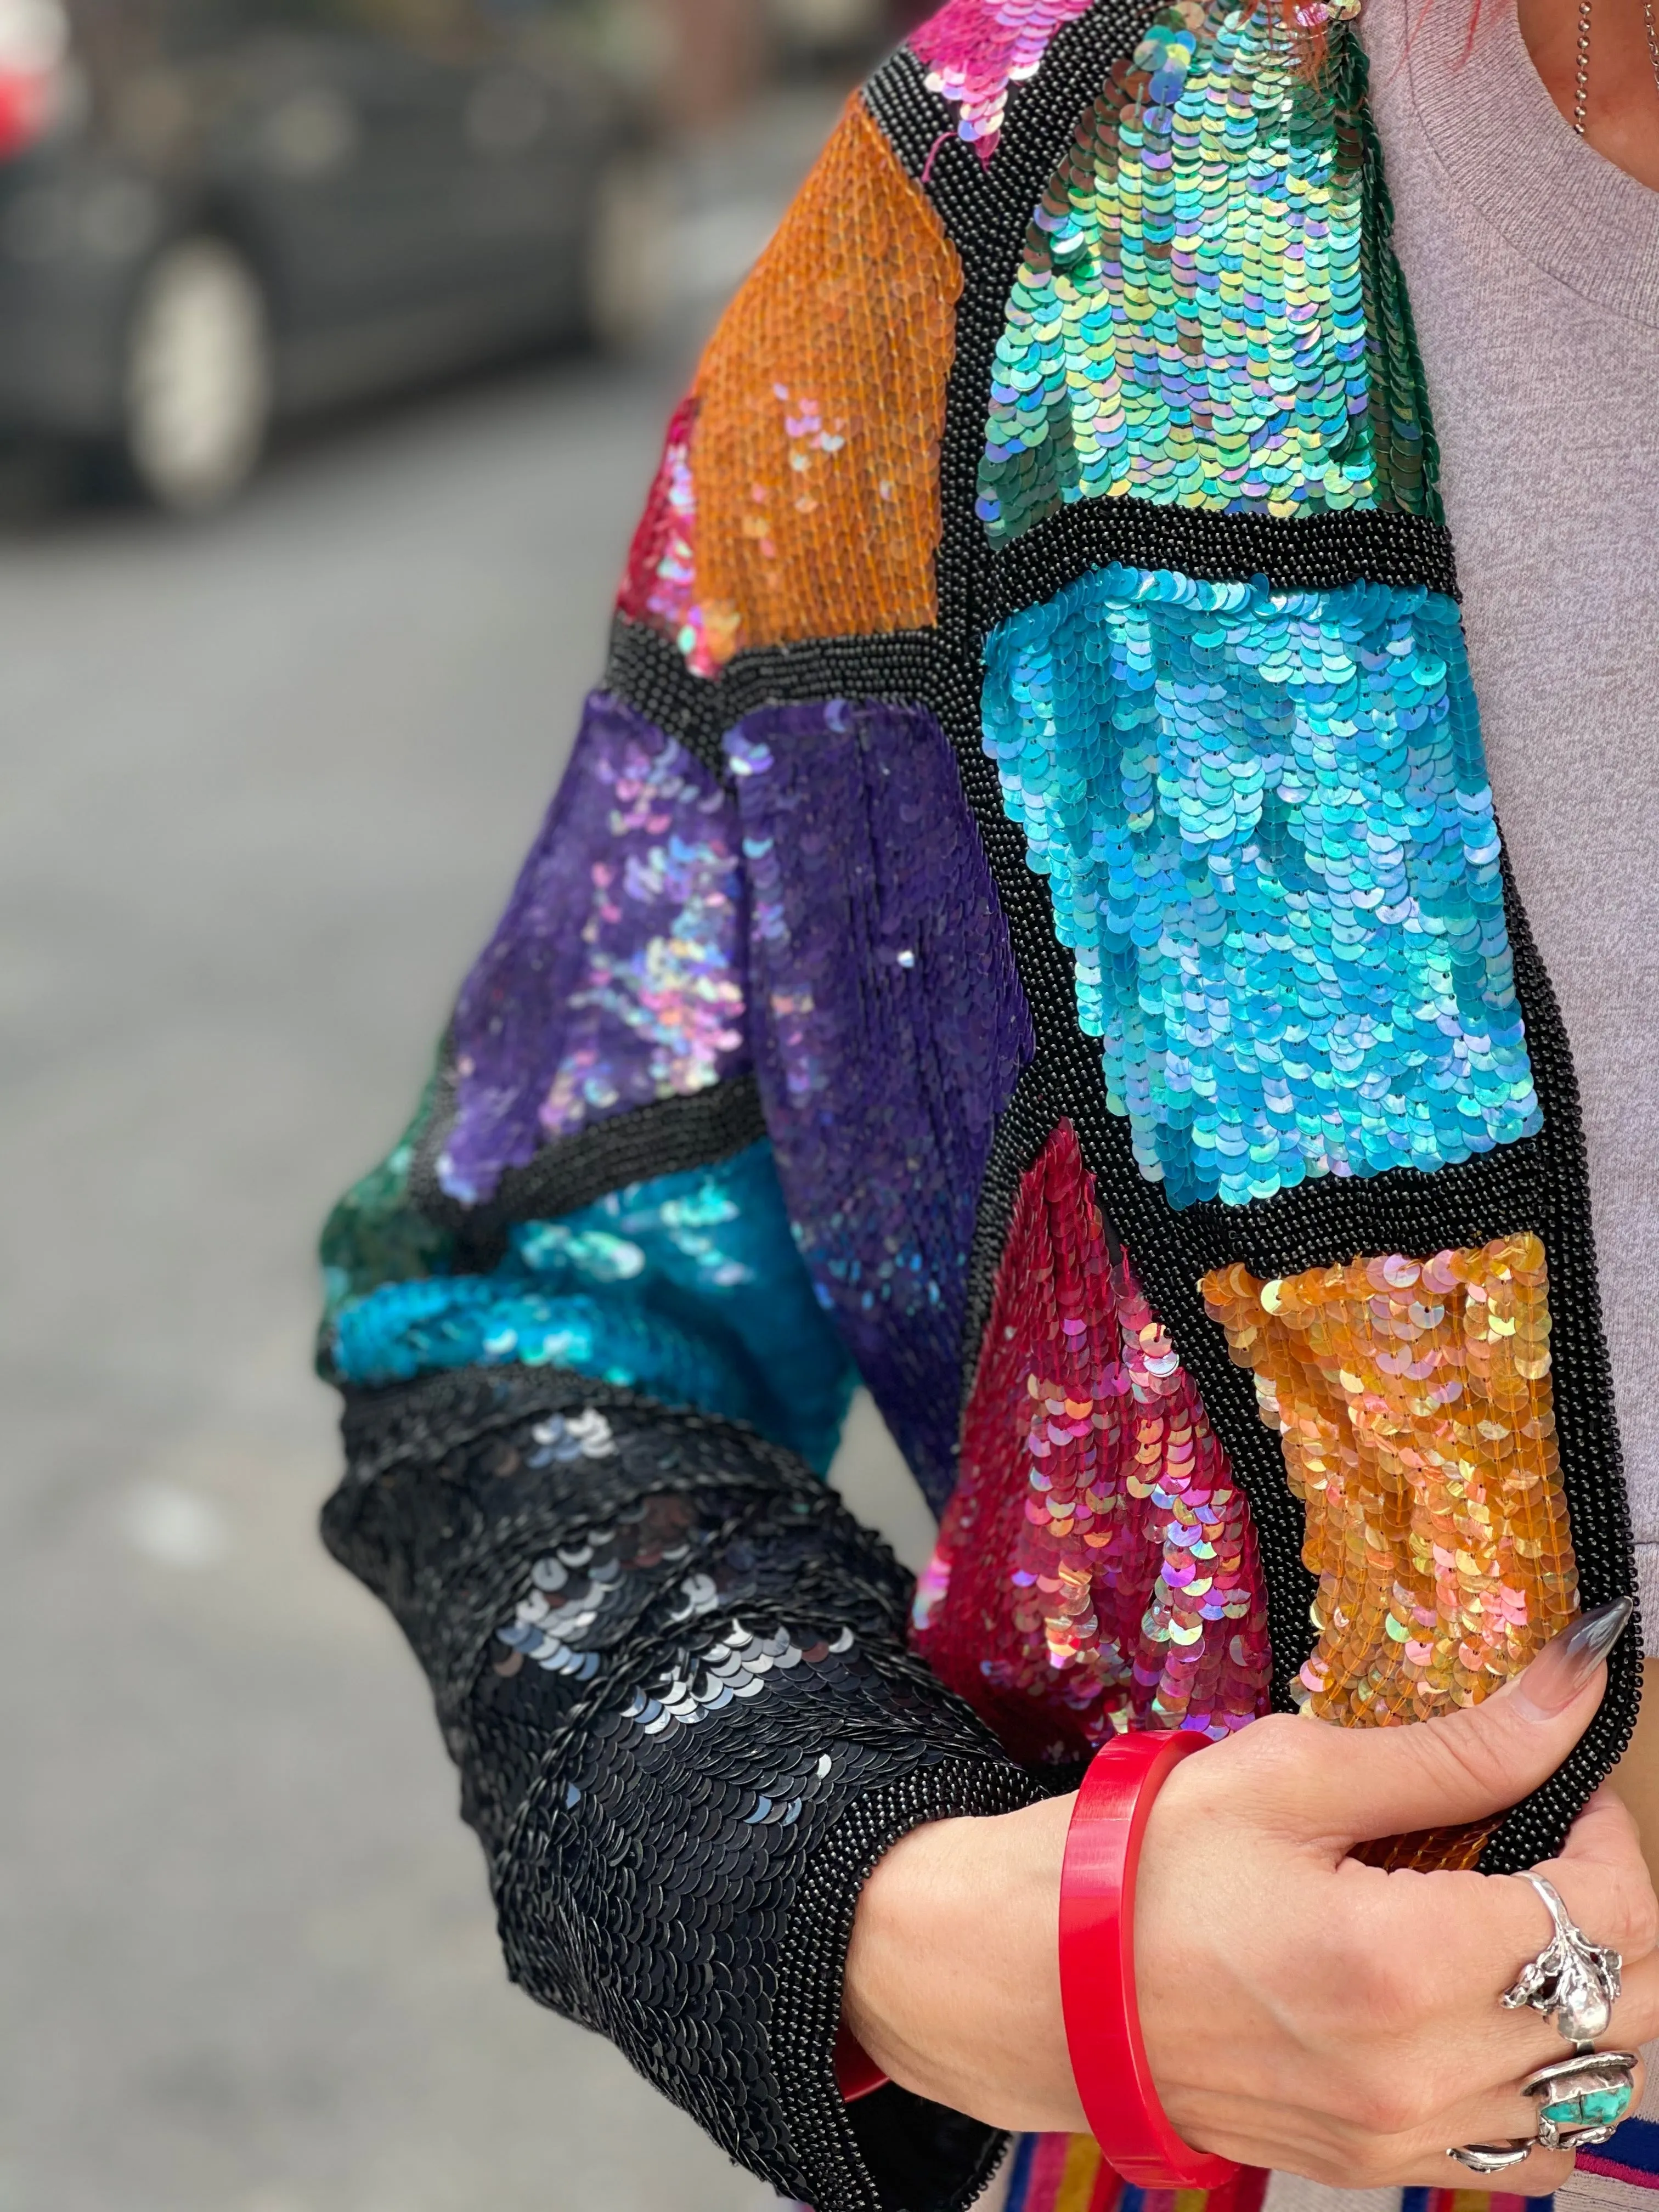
[1542, 2084, 1633, 2131]
[1522, 2048, 1640, 2151]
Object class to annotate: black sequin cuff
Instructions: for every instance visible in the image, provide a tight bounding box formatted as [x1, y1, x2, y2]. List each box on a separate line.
[322, 1367, 1045, 2212]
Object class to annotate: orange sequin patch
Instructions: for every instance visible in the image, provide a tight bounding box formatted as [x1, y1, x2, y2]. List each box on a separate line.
[1200, 1233, 1577, 1734]
[686, 97, 961, 661]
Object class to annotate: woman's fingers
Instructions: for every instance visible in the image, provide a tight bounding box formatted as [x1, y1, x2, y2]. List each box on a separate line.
[1344, 1793, 1659, 2055]
[1537, 1785, 1659, 1960]
[1276, 1611, 1626, 1850]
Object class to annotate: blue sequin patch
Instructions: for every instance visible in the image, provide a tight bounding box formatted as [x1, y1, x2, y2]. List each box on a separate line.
[328, 1139, 855, 1471]
[983, 565, 1540, 1207]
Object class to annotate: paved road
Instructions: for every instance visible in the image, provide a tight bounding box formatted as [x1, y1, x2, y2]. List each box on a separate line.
[0, 94, 938, 2212]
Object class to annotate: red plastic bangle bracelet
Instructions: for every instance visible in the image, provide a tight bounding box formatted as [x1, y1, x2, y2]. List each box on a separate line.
[834, 2022, 888, 2103]
[1060, 1731, 1240, 2189]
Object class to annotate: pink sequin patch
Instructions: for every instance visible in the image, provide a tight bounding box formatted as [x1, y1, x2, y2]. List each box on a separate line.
[911, 1120, 1272, 1761]
[908, 0, 1101, 163]
[615, 396, 730, 679]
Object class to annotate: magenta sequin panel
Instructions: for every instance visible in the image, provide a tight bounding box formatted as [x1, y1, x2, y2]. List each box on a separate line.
[912, 1120, 1272, 1760]
[439, 693, 749, 1205]
[909, 0, 1099, 163]
[724, 699, 1034, 1509]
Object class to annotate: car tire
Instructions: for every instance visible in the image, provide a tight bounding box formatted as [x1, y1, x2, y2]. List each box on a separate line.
[580, 150, 673, 356]
[121, 235, 272, 514]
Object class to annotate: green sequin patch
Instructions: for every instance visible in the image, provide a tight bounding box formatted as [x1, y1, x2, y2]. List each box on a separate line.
[976, 1, 1440, 538]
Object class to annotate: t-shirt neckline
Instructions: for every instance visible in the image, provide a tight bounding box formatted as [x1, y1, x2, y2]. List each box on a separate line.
[1390, 0, 1659, 328]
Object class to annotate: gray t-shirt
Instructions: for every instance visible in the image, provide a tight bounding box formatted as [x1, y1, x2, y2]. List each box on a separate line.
[1362, 0, 1659, 1650]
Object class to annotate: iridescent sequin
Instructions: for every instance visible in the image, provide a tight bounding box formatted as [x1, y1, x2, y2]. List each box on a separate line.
[621, 1623, 859, 1737]
[909, 0, 1100, 163]
[616, 397, 733, 677]
[912, 1122, 1271, 1758]
[983, 565, 1540, 1207]
[977, 0, 1437, 539]
[329, 1142, 856, 1471]
[725, 698, 1034, 1509]
[1201, 1234, 1577, 1724]
[440, 693, 748, 1205]
[318, 1071, 452, 1332]
[493, 1485, 699, 1687]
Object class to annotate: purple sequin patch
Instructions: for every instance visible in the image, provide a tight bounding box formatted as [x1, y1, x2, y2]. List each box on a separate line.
[725, 699, 1034, 1510]
[440, 693, 750, 1205]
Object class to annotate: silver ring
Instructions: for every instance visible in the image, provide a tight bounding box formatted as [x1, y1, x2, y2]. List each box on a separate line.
[1448, 2141, 1533, 2174]
[1521, 2046, 1640, 2151]
[1501, 1874, 1622, 2045]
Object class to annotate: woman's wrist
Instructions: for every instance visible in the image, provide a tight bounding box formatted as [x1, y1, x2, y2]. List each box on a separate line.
[841, 1796, 1087, 2134]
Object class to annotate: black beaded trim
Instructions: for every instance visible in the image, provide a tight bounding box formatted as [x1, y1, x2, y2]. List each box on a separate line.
[958, 1060, 1059, 1413]
[407, 1065, 769, 1263]
[772, 1763, 1047, 2212]
[606, 614, 730, 781]
[985, 501, 1458, 619]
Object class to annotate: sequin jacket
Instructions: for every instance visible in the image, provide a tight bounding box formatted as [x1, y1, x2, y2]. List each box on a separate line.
[318, 4, 1639, 2206]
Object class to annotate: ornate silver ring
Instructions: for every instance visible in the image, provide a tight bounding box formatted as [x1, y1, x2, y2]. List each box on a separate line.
[1521, 2046, 1640, 2151]
[1502, 1874, 1622, 2045]
[1448, 2140, 1533, 2174]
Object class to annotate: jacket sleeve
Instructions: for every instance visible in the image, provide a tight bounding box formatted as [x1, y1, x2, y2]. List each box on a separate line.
[316, 686, 1044, 2212]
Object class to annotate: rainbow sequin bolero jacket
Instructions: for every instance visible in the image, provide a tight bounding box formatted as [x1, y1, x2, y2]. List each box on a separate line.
[316, 2, 1638, 2204]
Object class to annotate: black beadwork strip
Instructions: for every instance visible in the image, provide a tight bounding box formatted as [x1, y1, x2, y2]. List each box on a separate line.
[407, 1069, 769, 1260]
[867, 14, 1164, 644]
[958, 1060, 1058, 1413]
[602, 623, 975, 778]
[606, 613, 730, 780]
[985, 500, 1458, 619]
[772, 1764, 1047, 2212]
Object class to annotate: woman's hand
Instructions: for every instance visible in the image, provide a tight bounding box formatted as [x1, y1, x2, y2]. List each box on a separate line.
[842, 1605, 1658, 2191]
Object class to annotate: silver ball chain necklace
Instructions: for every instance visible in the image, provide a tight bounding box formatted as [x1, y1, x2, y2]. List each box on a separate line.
[1573, 0, 1659, 133]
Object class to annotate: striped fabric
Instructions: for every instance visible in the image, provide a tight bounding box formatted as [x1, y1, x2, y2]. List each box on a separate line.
[1005, 2137, 1271, 2212]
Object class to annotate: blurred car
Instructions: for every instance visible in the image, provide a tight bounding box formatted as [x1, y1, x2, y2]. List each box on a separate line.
[0, 0, 665, 510]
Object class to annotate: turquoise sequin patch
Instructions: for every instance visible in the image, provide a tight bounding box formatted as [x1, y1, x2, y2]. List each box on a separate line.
[983, 564, 1541, 1209]
[327, 1140, 855, 1471]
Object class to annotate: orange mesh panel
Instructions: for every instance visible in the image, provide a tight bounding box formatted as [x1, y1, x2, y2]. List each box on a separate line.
[1350, 1819, 1498, 1873]
[688, 98, 961, 659]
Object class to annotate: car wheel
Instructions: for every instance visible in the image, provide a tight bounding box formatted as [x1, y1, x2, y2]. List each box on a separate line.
[580, 150, 673, 356]
[122, 235, 272, 514]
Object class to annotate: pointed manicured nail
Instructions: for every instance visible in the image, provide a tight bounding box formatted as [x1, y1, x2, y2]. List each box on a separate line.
[1509, 1598, 1634, 1720]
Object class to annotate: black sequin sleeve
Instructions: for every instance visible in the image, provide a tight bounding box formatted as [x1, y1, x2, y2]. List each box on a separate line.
[323, 1364, 1045, 2212]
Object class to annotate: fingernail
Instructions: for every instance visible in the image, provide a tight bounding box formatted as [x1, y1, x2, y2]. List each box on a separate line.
[1508, 1598, 1634, 1720]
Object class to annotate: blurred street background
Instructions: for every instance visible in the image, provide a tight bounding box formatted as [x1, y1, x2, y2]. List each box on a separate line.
[0, 5, 940, 2208]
